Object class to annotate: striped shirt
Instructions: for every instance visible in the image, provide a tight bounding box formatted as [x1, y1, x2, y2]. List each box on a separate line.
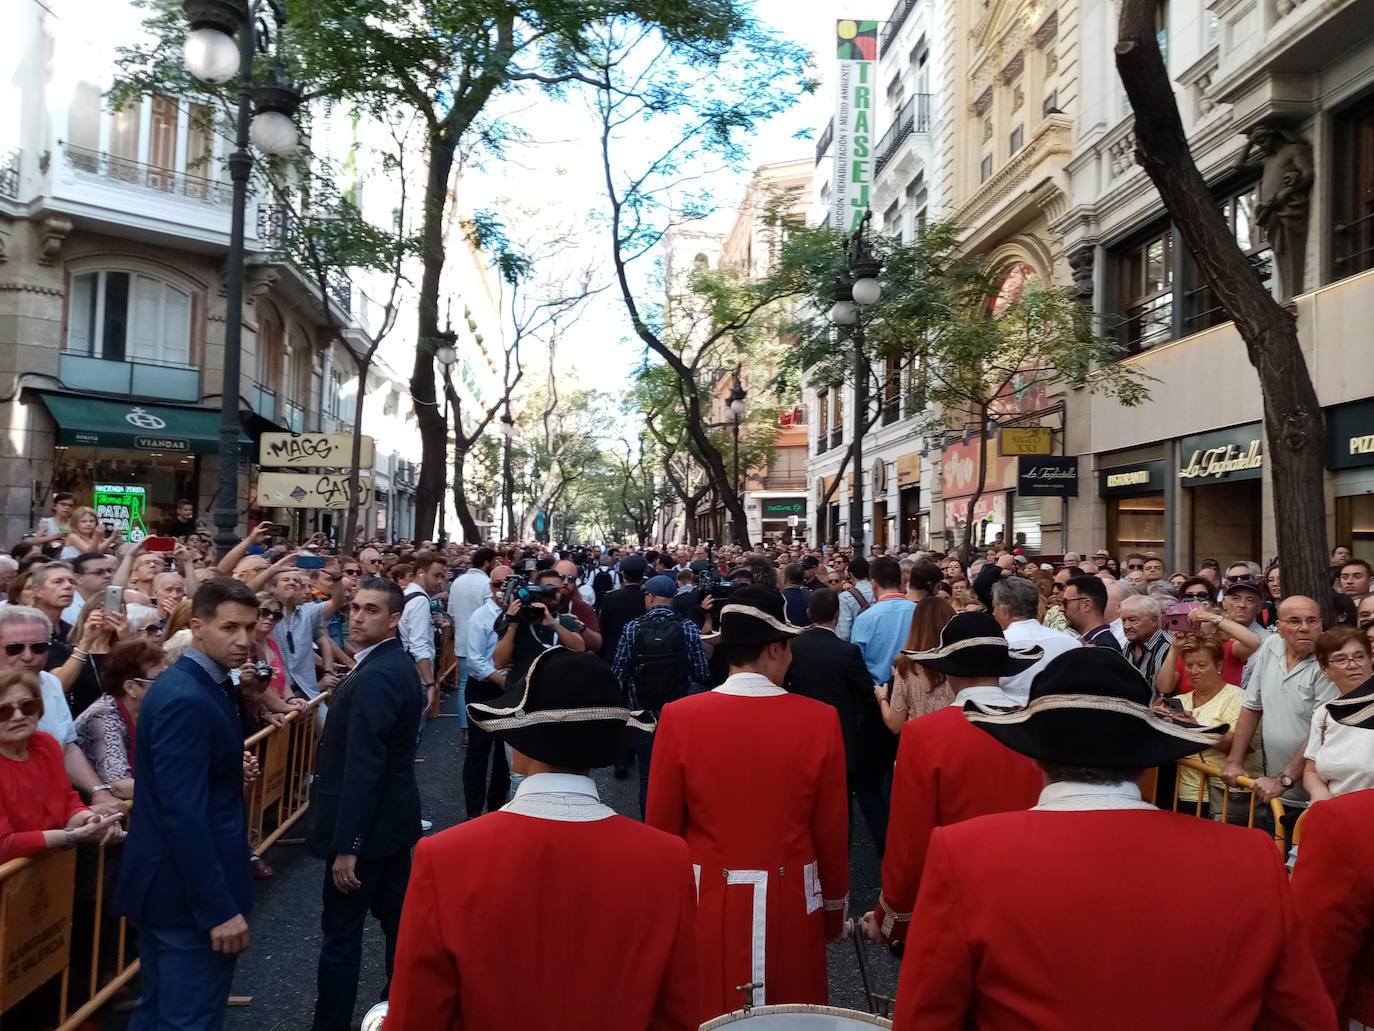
[1124, 628, 1171, 688]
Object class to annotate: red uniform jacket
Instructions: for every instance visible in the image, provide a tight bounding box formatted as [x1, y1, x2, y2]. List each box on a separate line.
[877, 703, 1042, 942]
[647, 678, 849, 1024]
[387, 783, 699, 1031]
[894, 805, 1337, 1030]
[1292, 789, 1374, 1026]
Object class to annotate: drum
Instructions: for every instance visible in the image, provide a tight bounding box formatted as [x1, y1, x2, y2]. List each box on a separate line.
[700, 1004, 893, 1029]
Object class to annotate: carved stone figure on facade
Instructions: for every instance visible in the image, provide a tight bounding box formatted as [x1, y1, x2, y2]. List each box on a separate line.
[1236, 119, 1313, 302]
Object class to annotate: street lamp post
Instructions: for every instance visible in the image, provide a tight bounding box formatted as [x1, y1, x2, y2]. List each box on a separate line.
[182, 0, 301, 557]
[727, 375, 747, 525]
[827, 210, 882, 558]
[434, 335, 457, 544]
[499, 407, 515, 542]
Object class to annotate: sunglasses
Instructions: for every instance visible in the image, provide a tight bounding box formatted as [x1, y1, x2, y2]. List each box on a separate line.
[1126, 563, 1145, 570]
[1182, 591, 1212, 601]
[0, 699, 40, 721]
[258, 608, 283, 621]
[342, 568, 361, 576]
[3, 641, 49, 657]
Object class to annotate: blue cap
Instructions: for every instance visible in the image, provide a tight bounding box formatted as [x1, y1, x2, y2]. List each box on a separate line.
[644, 574, 679, 599]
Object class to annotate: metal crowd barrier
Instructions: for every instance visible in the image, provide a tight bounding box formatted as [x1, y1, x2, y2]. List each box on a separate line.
[1145, 757, 1289, 852]
[0, 692, 331, 1029]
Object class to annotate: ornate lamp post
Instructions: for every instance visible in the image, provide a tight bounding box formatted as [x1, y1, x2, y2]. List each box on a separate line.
[826, 210, 883, 557]
[727, 375, 747, 512]
[498, 407, 516, 542]
[182, 0, 301, 555]
[434, 334, 457, 543]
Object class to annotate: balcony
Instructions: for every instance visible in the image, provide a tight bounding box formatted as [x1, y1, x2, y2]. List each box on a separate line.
[62, 143, 227, 205]
[0, 149, 18, 201]
[249, 381, 278, 422]
[880, 0, 920, 54]
[1335, 212, 1374, 282]
[815, 119, 834, 166]
[874, 94, 932, 179]
[283, 399, 306, 433]
[257, 203, 353, 316]
[58, 352, 200, 403]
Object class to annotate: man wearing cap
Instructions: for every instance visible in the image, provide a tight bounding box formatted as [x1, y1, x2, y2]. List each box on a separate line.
[388, 649, 698, 1030]
[647, 586, 850, 1023]
[1292, 683, 1374, 1027]
[862, 613, 1044, 947]
[891, 648, 1333, 1029]
[611, 574, 711, 818]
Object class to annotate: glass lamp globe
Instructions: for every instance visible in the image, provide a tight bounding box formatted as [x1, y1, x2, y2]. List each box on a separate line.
[851, 276, 882, 306]
[729, 396, 746, 417]
[435, 343, 457, 368]
[249, 109, 299, 156]
[183, 28, 239, 85]
[828, 299, 857, 326]
[499, 417, 515, 440]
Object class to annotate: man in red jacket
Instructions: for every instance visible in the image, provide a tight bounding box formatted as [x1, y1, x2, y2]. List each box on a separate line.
[647, 586, 850, 1024]
[862, 612, 1044, 945]
[386, 648, 698, 1031]
[893, 647, 1335, 1030]
[1292, 681, 1374, 1028]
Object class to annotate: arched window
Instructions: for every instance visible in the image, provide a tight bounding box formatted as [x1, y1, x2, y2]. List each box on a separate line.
[67, 269, 192, 366]
[255, 307, 284, 386]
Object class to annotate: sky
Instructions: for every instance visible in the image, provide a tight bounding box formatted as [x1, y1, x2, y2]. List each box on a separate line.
[461, 0, 873, 404]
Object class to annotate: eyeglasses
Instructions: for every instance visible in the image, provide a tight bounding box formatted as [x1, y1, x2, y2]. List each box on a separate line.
[555, 575, 577, 583]
[258, 608, 282, 621]
[0, 699, 40, 721]
[1281, 617, 1322, 629]
[1127, 563, 1145, 571]
[3, 641, 49, 657]
[138, 625, 161, 637]
[1326, 653, 1370, 668]
[342, 568, 361, 576]
[1182, 592, 1213, 601]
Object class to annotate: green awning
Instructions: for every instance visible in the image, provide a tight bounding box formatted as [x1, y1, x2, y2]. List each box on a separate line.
[37, 392, 252, 456]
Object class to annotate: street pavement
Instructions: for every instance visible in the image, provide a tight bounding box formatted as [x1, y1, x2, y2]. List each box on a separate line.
[104, 689, 901, 1029]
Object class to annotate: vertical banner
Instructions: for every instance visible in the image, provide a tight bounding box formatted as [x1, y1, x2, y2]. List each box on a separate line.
[832, 19, 878, 233]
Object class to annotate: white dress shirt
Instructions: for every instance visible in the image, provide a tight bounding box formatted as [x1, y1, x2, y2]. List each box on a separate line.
[501, 772, 614, 822]
[465, 597, 505, 684]
[950, 683, 1021, 709]
[1033, 780, 1155, 812]
[447, 568, 491, 657]
[399, 581, 435, 668]
[1000, 618, 1082, 705]
[712, 671, 786, 697]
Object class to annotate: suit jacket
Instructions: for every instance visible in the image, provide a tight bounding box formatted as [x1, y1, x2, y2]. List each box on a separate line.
[1291, 789, 1374, 1025]
[598, 585, 646, 662]
[894, 807, 1335, 1030]
[308, 637, 423, 860]
[785, 627, 872, 778]
[1081, 624, 1122, 651]
[114, 655, 252, 931]
[388, 797, 698, 1031]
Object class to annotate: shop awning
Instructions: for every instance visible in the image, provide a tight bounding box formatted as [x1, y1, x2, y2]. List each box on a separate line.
[37, 392, 252, 456]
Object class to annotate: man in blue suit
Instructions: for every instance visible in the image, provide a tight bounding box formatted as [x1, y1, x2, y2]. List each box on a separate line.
[116, 576, 259, 1030]
[307, 576, 424, 1031]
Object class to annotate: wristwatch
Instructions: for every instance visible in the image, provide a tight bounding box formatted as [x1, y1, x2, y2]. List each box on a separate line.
[90, 783, 114, 796]
[1278, 773, 1295, 790]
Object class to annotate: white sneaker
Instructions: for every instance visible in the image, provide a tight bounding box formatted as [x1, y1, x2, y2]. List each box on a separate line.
[420, 819, 433, 832]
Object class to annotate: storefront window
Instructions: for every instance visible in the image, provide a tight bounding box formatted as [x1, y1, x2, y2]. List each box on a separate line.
[1335, 495, 1374, 564]
[50, 446, 199, 534]
[1108, 493, 1165, 557]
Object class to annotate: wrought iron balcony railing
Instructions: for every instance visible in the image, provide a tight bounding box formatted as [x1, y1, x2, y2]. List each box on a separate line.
[62, 142, 227, 205]
[0, 149, 18, 200]
[874, 94, 932, 178]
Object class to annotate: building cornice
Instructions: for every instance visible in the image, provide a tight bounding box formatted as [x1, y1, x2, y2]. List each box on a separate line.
[952, 115, 1071, 231]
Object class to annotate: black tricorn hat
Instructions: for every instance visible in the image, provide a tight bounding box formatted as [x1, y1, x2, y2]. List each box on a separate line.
[706, 585, 804, 647]
[963, 647, 1229, 769]
[902, 611, 1043, 677]
[1329, 676, 1374, 731]
[467, 648, 653, 769]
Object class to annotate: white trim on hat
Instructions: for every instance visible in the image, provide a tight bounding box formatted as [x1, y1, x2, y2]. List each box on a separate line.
[718, 603, 804, 636]
[471, 706, 657, 733]
[902, 636, 1039, 661]
[964, 692, 1226, 748]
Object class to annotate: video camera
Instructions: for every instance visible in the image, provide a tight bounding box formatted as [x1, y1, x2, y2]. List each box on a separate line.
[503, 575, 561, 623]
[698, 567, 737, 603]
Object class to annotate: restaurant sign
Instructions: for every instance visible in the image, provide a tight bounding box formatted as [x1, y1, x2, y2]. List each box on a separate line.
[1016, 455, 1078, 497]
[1177, 424, 1263, 485]
[93, 484, 149, 542]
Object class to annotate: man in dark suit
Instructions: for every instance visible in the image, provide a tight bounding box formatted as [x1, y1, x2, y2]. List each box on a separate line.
[1062, 574, 1121, 651]
[116, 576, 259, 1031]
[598, 554, 648, 663]
[785, 588, 875, 798]
[308, 577, 424, 1031]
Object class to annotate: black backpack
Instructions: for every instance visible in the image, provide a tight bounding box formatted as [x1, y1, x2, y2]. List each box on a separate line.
[633, 615, 688, 711]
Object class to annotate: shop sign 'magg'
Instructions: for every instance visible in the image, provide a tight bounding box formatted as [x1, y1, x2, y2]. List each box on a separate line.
[1177, 424, 1263, 485]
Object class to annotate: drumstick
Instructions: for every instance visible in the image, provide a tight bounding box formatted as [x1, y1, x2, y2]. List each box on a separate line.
[847, 918, 876, 1015]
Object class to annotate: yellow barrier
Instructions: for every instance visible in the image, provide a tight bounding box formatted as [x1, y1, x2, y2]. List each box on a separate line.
[1145, 758, 1289, 852]
[0, 692, 331, 1029]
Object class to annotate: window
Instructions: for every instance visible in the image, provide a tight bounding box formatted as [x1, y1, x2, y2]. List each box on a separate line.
[817, 387, 829, 451]
[980, 155, 993, 183]
[1043, 90, 1059, 116]
[1010, 125, 1025, 155]
[832, 389, 844, 450]
[110, 103, 140, 163]
[1182, 185, 1272, 332]
[67, 270, 192, 366]
[882, 352, 902, 424]
[186, 102, 213, 180]
[1116, 230, 1173, 353]
[256, 310, 283, 385]
[1333, 94, 1374, 281]
[767, 447, 807, 483]
[883, 201, 901, 234]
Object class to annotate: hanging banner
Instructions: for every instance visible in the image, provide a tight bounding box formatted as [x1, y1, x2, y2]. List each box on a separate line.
[831, 19, 879, 233]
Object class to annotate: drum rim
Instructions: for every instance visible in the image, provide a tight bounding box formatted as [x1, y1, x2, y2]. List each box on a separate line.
[699, 1004, 893, 1028]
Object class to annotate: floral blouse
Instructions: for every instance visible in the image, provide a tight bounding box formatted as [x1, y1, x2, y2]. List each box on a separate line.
[74, 695, 133, 784]
[889, 663, 956, 726]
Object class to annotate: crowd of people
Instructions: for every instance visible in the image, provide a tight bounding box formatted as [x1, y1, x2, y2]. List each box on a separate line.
[0, 492, 1371, 1029]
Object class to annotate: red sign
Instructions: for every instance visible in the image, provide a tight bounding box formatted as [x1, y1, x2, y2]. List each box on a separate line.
[940, 437, 1016, 499]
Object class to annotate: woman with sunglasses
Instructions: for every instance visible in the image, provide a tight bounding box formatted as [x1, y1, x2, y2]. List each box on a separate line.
[1155, 577, 1263, 696]
[237, 599, 304, 728]
[1302, 627, 1374, 802]
[73, 639, 164, 804]
[0, 668, 124, 862]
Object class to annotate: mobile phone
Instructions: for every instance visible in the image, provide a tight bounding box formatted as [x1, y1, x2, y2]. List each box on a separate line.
[1160, 695, 1185, 713]
[295, 554, 326, 570]
[1164, 601, 1201, 633]
[144, 536, 176, 552]
[102, 585, 124, 612]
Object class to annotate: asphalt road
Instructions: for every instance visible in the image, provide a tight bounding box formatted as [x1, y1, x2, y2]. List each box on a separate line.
[103, 690, 901, 1029]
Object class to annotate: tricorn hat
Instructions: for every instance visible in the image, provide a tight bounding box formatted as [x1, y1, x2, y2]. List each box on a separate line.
[964, 647, 1229, 769]
[467, 648, 653, 769]
[707, 585, 804, 647]
[1328, 677, 1374, 731]
[902, 612, 1043, 677]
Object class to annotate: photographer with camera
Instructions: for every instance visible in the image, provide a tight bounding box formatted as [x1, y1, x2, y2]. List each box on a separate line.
[491, 569, 588, 693]
[553, 559, 602, 652]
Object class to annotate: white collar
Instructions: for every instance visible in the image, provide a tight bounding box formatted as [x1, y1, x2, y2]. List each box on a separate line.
[808, 624, 837, 636]
[502, 773, 615, 823]
[950, 684, 1020, 708]
[352, 639, 391, 664]
[713, 672, 787, 697]
[1033, 780, 1155, 812]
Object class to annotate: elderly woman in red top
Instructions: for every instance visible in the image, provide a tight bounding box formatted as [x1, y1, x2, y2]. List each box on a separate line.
[0, 668, 124, 862]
